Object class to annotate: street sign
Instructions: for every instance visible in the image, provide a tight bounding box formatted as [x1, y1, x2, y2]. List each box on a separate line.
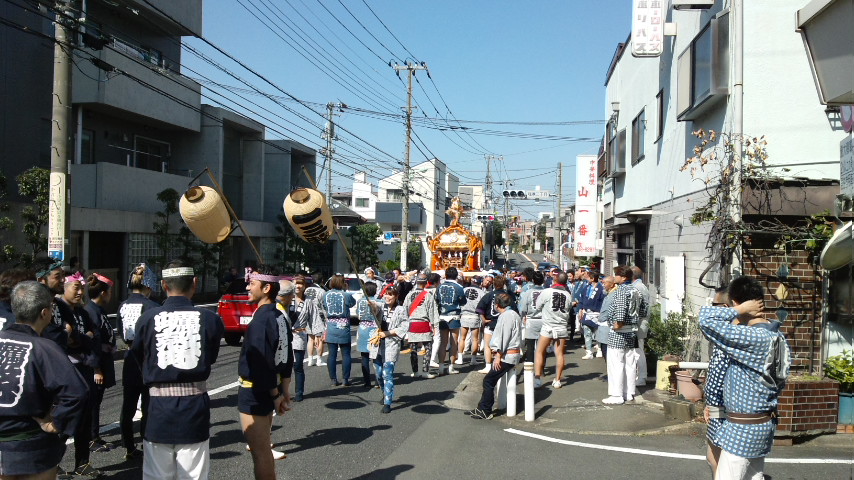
[841, 134, 854, 198]
[525, 190, 550, 199]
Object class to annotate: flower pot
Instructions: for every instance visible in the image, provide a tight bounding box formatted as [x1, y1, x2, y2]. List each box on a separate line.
[840, 392, 854, 425]
[656, 359, 678, 391]
[675, 370, 704, 401]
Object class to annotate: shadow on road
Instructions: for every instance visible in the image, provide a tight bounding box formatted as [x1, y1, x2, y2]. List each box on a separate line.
[349, 464, 415, 479]
[282, 425, 392, 454]
[325, 400, 369, 410]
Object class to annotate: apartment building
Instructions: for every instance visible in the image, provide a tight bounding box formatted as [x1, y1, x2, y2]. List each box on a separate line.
[600, 0, 846, 367]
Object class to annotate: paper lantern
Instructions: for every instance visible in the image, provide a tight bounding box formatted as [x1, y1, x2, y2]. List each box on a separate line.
[283, 188, 334, 243]
[820, 221, 853, 271]
[179, 186, 233, 243]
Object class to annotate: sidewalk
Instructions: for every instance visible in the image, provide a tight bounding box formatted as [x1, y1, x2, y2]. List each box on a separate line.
[444, 339, 704, 437]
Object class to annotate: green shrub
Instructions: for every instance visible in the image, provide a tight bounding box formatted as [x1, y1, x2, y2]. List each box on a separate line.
[825, 350, 854, 394]
[647, 304, 687, 358]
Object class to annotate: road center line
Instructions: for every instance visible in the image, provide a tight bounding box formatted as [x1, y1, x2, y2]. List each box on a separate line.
[504, 428, 854, 465]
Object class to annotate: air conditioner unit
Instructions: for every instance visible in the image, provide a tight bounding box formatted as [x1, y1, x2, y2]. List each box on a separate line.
[673, 0, 715, 10]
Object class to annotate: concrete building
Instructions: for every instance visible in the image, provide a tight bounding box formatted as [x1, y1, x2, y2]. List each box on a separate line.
[0, 0, 316, 294]
[600, 1, 845, 368]
[350, 172, 378, 222]
[377, 158, 459, 264]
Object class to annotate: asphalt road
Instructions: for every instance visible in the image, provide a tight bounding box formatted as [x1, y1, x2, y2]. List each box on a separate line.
[62, 339, 854, 479]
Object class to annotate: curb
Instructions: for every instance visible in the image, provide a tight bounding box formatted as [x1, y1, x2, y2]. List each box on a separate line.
[446, 370, 704, 438]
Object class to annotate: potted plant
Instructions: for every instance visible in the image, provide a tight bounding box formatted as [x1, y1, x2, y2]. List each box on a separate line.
[825, 350, 854, 425]
[646, 304, 686, 391]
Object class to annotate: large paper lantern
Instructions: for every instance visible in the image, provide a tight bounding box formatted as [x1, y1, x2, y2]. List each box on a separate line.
[283, 188, 334, 243]
[820, 221, 853, 271]
[179, 186, 233, 243]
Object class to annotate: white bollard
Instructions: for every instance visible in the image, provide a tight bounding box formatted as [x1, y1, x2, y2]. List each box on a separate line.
[506, 367, 517, 417]
[523, 362, 535, 422]
[496, 370, 507, 410]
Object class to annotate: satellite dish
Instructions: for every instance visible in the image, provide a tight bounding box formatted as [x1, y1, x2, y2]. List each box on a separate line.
[819, 221, 853, 271]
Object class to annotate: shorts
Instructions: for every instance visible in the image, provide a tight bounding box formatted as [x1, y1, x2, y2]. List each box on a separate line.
[439, 314, 460, 330]
[238, 386, 275, 416]
[460, 313, 481, 329]
[541, 323, 569, 339]
[0, 431, 65, 476]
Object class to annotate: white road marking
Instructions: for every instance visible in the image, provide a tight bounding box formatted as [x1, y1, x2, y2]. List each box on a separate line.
[82, 335, 360, 445]
[505, 428, 854, 465]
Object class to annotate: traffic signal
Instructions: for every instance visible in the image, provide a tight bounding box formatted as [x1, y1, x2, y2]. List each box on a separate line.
[476, 214, 495, 221]
[502, 190, 527, 198]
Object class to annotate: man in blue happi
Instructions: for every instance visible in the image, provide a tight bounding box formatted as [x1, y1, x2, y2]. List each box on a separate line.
[699, 276, 790, 480]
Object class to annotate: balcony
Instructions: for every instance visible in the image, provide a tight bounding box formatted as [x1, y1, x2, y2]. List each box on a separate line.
[74, 44, 201, 132]
[375, 202, 426, 229]
[71, 162, 191, 214]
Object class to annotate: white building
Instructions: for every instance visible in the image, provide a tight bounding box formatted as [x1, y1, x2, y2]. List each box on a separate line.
[350, 172, 378, 222]
[601, 1, 843, 315]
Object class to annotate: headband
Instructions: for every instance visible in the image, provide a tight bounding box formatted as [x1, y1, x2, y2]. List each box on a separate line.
[36, 261, 64, 280]
[162, 267, 195, 278]
[93, 273, 114, 287]
[65, 272, 86, 284]
[128, 263, 158, 289]
[245, 267, 286, 283]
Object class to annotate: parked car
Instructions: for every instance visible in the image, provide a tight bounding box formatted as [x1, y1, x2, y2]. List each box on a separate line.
[217, 274, 296, 346]
[537, 262, 552, 271]
[217, 293, 254, 346]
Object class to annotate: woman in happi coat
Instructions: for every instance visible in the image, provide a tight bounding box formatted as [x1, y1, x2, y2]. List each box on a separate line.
[356, 282, 383, 389]
[83, 273, 116, 452]
[116, 264, 160, 459]
[59, 272, 102, 477]
[321, 274, 356, 386]
[285, 276, 322, 402]
[370, 286, 410, 413]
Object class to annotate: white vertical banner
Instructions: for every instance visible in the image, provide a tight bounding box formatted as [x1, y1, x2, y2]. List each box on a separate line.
[574, 155, 598, 257]
[632, 0, 666, 57]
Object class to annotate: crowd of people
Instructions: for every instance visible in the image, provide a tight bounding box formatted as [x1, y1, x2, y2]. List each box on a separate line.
[0, 257, 789, 480]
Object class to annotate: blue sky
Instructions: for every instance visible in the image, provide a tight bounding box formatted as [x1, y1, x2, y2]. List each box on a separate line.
[185, 1, 632, 219]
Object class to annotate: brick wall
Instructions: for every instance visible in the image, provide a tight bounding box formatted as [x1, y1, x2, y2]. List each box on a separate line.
[776, 379, 839, 437]
[743, 247, 823, 374]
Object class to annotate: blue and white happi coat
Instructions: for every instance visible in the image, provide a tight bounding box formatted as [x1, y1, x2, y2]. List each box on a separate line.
[699, 306, 790, 459]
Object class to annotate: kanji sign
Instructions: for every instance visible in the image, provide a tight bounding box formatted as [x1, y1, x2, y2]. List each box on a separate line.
[632, 0, 665, 58]
[574, 155, 598, 257]
[841, 134, 854, 199]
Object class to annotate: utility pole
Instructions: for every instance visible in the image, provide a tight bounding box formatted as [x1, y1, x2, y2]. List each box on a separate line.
[393, 62, 426, 271]
[321, 102, 341, 201]
[485, 154, 493, 264]
[48, 0, 74, 262]
[554, 162, 562, 268]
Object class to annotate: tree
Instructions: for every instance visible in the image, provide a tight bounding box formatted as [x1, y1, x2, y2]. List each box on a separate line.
[0, 169, 14, 264]
[536, 224, 547, 251]
[394, 242, 422, 270]
[151, 188, 180, 270]
[509, 233, 520, 253]
[16, 167, 49, 267]
[347, 224, 381, 272]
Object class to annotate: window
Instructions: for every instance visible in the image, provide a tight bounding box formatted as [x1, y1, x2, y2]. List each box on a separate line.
[607, 125, 626, 178]
[677, 11, 730, 121]
[80, 129, 94, 164]
[355, 198, 369, 208]
[656, 90, 664, 141]
[386, 189, 403, 201]
[133, 136, 170, 172]
[631, 109, 645, 165]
